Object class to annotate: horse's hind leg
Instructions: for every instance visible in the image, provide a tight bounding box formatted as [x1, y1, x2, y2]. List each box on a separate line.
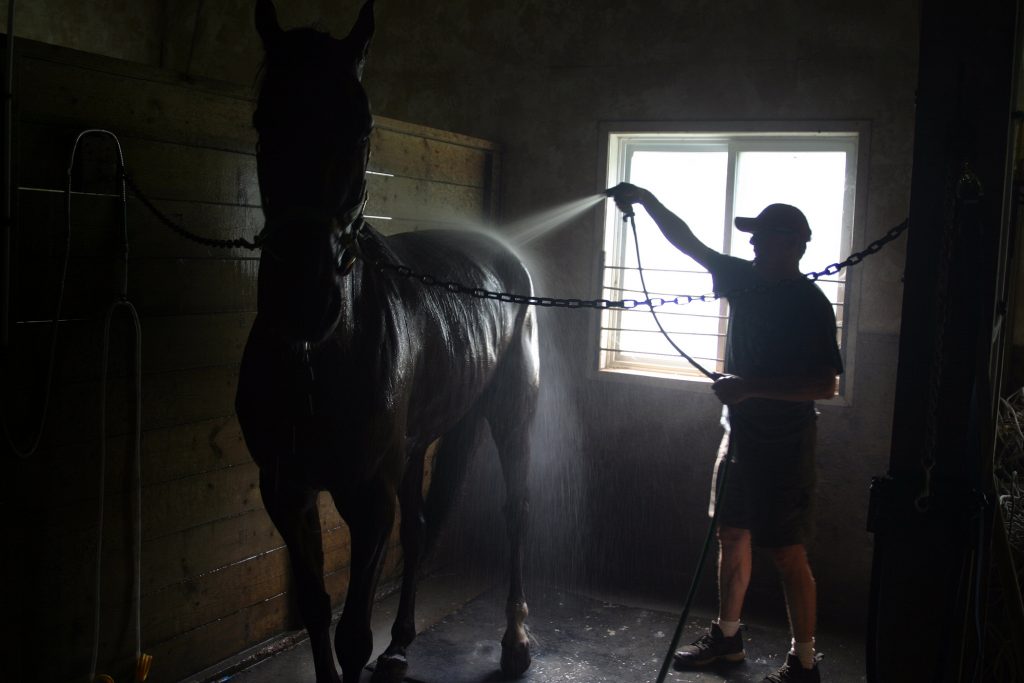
[491, 419, 533, 677]
[487, 310, 539, 677]
[375, 417, 488, 682]
[259, 470, 339, 683]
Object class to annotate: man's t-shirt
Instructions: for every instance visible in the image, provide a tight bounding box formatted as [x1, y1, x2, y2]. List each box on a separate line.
[709, 254, 844, 441]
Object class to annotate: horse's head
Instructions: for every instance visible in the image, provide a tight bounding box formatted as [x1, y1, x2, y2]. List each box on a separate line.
[252, 0, 374, 345]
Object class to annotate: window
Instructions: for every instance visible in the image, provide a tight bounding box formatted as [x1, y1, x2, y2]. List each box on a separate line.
[598, 130, 859, 383]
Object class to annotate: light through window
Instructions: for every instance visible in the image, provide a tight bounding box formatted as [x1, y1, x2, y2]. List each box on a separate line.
[599, 132, 857, 382]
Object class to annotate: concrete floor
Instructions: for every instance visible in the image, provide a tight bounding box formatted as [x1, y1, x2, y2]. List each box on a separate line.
[185, 570, 866, 683]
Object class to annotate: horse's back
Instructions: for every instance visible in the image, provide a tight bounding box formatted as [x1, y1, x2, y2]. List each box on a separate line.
[380, 227, 533, 295]
[377, 227, 535, 362]
[370, 227, 538, 441]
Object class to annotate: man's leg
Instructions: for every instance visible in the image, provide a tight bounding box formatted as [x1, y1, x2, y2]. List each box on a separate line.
[673, 524, 750, 669]
[674, 434, 751, 671]
[770, 543, 816, 667]
[718, 525, 752, 622]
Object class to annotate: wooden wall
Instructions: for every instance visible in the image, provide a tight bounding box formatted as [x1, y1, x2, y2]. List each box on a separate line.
[4, 38, 498, 683]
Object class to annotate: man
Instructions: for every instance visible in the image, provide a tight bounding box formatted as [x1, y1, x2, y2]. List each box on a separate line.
[610, 183, 842, 683]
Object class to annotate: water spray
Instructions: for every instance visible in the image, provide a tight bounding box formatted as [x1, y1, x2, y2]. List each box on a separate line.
[504, 193, 606, 246]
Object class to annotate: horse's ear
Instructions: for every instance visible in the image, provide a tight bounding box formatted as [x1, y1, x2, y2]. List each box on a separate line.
[255, 0, 284, 49]
[343, 0, 375, 79]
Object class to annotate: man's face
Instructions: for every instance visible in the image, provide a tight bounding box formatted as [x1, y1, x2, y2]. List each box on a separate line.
[750, 229, 804, 268]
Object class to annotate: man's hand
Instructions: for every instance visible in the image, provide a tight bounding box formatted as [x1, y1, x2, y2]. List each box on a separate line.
[606, 182, 649, 215]
[712, 374, 749, 405]
[711, 369, 839, 404]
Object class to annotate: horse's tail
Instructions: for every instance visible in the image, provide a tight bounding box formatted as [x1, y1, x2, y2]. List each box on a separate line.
[422, 411, 487, 558]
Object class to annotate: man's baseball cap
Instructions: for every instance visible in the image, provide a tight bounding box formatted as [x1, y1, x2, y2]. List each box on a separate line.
[734, 204, 811, 242]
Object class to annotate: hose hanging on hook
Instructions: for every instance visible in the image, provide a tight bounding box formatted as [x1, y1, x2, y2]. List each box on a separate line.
[64, 129, 151, 683]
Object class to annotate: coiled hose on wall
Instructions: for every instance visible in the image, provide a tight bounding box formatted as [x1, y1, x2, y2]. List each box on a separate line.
[67, 130, 151, 683]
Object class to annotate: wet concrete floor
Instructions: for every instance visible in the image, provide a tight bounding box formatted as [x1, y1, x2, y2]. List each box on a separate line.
[189, 570, 866, 683]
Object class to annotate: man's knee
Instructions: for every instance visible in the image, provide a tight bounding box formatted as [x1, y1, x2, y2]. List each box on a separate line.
[768, 544, 811, 575]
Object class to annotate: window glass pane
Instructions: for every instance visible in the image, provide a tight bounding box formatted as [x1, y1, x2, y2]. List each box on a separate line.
[731, 151, 848, 275]
[628, 150, 728, 274]
[603, 147, 727, 377]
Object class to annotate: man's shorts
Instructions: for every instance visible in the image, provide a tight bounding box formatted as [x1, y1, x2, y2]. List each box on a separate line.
[708, 421, 817, 548]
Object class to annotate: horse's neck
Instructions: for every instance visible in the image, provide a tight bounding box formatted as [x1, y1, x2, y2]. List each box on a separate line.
[336, 257, 393, 348]
[359, 222, 397, 267]
[347, 237, 416, 357]
[332, 265, 364, 349]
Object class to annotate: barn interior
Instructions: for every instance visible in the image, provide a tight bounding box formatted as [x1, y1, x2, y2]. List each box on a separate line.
[2, 1, 1024, 682]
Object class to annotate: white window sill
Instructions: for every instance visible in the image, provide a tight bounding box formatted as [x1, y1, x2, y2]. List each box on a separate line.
[590, 366, 851, 408]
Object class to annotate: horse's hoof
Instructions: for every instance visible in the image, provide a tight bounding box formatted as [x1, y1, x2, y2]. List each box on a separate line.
[500, 639, 531, 678]
[370, 652, 408, 683]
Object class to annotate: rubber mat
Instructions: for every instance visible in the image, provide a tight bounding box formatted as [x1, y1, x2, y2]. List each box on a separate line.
[372, 585, 865, 683]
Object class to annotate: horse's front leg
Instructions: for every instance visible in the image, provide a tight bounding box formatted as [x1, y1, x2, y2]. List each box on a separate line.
[372, 445, 427, 682]
[259, 470, 339, 683]
[331, 475, 397, 682]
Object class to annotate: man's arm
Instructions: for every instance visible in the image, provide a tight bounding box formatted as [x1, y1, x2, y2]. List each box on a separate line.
[711, 367, 839, 405]
[609, 183, 722, 270]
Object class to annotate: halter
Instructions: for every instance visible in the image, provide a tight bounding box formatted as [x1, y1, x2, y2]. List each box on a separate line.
[335, 185, 368, 277]
[254, 178, 369, 276]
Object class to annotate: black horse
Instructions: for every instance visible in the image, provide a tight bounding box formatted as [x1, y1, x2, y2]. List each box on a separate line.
[235, 1, 537, 681]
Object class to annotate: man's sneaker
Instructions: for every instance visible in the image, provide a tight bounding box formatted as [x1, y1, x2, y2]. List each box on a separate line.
[763, 652, 822, 683]
[672, 622, 745, 669]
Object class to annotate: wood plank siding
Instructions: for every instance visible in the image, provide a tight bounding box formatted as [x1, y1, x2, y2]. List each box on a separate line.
[4, 38, 499, 683]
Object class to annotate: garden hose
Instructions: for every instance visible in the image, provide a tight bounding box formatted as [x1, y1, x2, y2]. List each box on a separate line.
[67, 130, 151, 683]
[618, 208, 734, 683]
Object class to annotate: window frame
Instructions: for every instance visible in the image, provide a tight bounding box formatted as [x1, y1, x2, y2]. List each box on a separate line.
[589, 120, 871, 406]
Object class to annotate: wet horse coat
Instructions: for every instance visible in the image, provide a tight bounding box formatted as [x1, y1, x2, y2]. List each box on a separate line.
[235, 2, 537, 682]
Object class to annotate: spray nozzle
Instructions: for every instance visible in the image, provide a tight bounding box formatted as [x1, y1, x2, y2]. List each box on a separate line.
[604, 184, 635, 219]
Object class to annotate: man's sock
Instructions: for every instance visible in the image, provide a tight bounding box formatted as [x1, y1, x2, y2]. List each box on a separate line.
[790, 638, 815, 669]
[714, 618, 741, 638]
